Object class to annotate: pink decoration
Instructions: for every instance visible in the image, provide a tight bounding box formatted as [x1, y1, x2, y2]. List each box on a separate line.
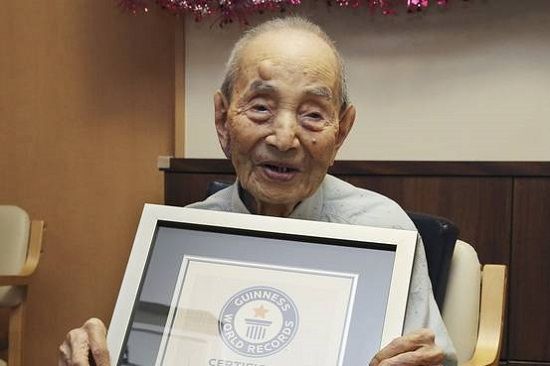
[118, 0, 455, 25]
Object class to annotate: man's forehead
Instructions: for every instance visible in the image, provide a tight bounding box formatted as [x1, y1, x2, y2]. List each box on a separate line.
[239, 29, 339, 74]
[239, 54, 338, 95]
[230, 29, 341, 102]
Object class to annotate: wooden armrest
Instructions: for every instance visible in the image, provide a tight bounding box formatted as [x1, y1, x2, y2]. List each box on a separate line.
[19, 220, 44, 276]
[0, 220, 44, 286]
[461, 264, 507, 366]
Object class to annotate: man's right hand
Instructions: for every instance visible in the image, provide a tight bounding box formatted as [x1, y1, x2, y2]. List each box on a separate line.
[58, 318, 111, 366]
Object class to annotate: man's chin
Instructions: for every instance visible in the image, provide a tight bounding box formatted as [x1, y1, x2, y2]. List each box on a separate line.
[246, 185, 302, 204]
[241, 177, 314, 209]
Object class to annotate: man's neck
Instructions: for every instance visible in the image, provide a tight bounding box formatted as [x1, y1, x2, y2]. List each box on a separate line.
[238, 184, 298, 217]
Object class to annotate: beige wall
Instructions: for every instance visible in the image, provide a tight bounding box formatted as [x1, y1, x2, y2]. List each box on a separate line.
[183, 0, 550, 161]
[0, 1, 174, 364]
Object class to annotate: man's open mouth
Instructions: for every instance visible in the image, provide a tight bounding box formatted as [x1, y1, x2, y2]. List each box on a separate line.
[263, 164, 298, 174]
[261, 163, 300, 181]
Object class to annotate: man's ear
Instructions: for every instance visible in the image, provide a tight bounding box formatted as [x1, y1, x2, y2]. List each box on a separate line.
[214, 91, 231, 158]
[331, 104, 356, 163]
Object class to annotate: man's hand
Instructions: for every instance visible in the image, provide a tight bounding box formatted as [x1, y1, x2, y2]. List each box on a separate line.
[58, 318, 111, 366]
[370, 329, 444, 366]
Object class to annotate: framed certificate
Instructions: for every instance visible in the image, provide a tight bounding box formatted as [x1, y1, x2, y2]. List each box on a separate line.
[108, 204, 417, 366]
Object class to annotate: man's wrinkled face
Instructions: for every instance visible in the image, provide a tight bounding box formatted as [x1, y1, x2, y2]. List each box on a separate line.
[215, 29, 355, 213]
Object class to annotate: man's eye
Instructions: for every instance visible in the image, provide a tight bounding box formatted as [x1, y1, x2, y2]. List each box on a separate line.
[251, 104, 269, 113]
[304, 112, 323, 120]
[246, 103, 272, 122]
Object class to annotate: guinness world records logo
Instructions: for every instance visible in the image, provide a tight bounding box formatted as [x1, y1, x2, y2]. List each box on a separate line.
[218, 286, 299, 357]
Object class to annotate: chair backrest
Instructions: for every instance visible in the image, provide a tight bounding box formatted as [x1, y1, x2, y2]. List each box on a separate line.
[206, 181, 232, 197]
[0, 205, 30, 275]
[442, 240, 482, 363]
[407, 212, 459, 310]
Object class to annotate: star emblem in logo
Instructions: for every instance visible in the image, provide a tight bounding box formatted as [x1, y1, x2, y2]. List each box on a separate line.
[253, 304, 269, 319]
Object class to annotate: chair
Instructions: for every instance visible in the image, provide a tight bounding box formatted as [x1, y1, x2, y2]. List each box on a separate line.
[408, 212, 507, 366]
[442, 240, 507, 366]
[0, 206, 44, 366]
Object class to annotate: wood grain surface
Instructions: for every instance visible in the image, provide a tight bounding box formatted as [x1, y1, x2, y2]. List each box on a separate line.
[510, 179, 550, 361]
[0, 2, 175, 364]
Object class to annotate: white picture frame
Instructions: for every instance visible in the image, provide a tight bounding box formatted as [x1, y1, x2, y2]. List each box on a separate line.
[108, 204, 417, 365]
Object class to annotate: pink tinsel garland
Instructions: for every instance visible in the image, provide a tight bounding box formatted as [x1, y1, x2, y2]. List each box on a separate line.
[118, 0, 453, 26]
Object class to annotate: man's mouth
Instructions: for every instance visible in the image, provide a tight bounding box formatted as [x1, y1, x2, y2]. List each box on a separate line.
[264, 164, 297, 173]
[260, 163, 299, 181]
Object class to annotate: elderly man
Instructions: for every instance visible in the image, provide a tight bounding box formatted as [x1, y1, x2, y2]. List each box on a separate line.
[59, 17, 456, 366]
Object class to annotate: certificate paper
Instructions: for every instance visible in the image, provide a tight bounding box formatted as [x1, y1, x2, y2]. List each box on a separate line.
[155, 256, 358, 366]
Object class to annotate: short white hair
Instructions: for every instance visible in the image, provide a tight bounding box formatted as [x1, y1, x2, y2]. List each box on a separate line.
[220, 16, 349, 113]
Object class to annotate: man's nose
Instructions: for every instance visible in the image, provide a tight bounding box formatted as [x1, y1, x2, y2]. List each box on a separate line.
[265, 111, 300, 151]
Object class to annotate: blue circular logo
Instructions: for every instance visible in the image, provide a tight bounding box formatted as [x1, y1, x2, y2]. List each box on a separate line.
[218, 286, 299, 357]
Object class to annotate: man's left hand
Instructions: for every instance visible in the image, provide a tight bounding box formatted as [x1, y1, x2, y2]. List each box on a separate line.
[370, 329, 445, 366]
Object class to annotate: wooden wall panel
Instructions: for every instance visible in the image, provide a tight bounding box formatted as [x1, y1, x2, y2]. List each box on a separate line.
[165, 173, 235, 206]
[0, 2, 174, 364]
[509, 179, 550, 361]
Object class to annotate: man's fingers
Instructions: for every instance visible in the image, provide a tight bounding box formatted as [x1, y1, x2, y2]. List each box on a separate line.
[83, 318, 111, 366]
[58, 318, 111, 366]
[370, 329, 438, 366]
[375, 347, 444, 366]
[65, 328, 91, 365]
[370, 338, 414, 366]
[58, 341, 71, 366]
